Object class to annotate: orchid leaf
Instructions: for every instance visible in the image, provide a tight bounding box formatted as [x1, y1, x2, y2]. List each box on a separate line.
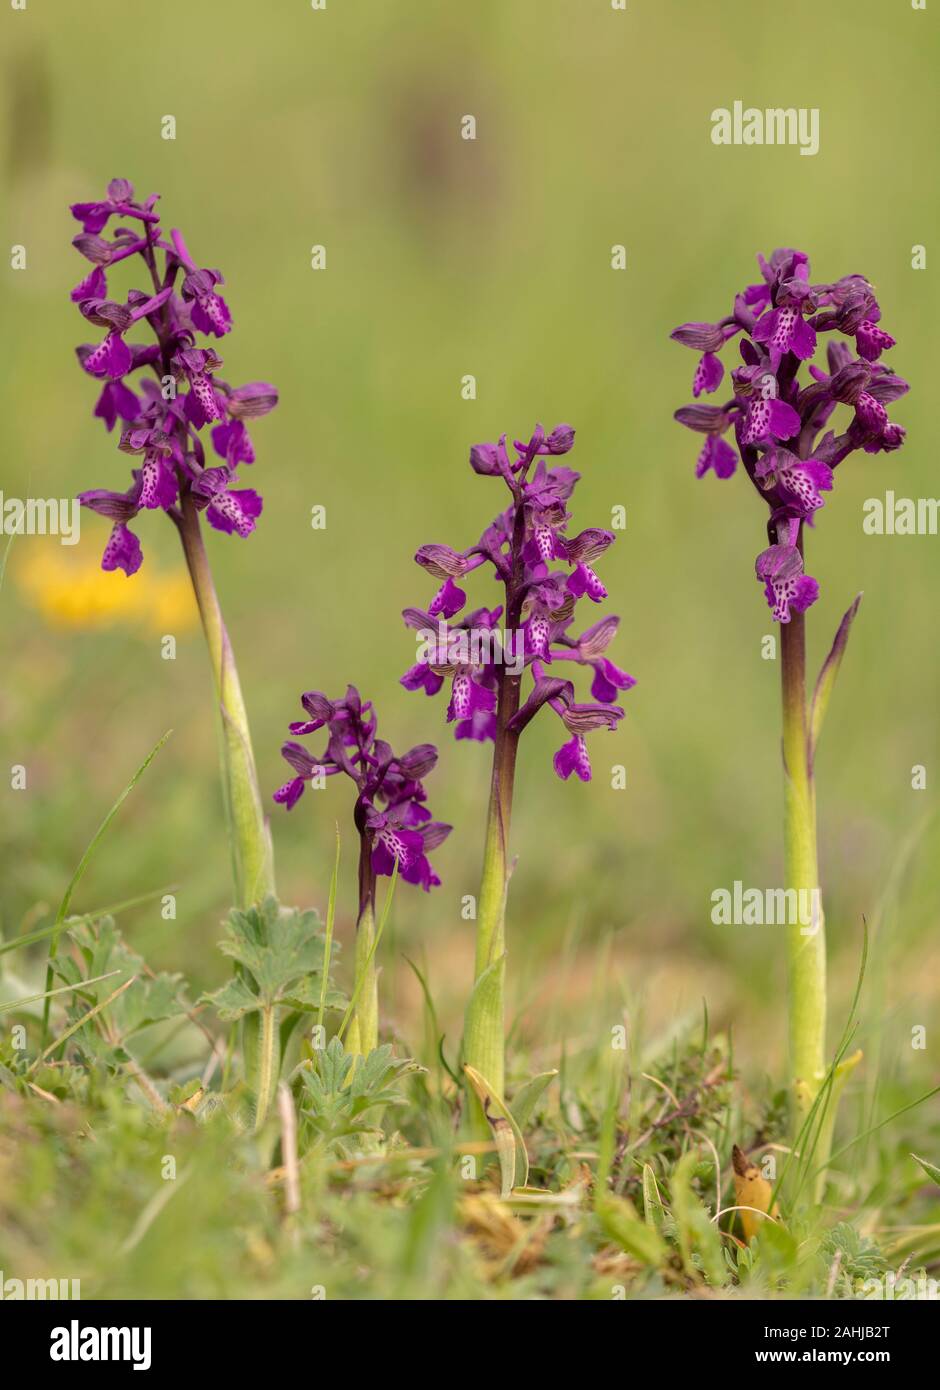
[642, 1162, 666, 1228]
[509, 1069, 557, 1130]
[464, 1062, 529, 1196]
[461, 953, 506, 1094]
[502, 1182, 584, 1212]
[809, 593, 862, 766]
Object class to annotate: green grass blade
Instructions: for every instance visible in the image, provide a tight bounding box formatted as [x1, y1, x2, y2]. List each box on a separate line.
[40, 731, 172, 1043]
[30, 974, 138, 1072]
[402, 952, 443, 1084]
[821, 1086, 940, 1176]
[0, 886, 177, 959]
[0, 968, 123, 1015]
[911, 1154, 940, 1186]
[596, 1192, 667, 1267]
[595, 1050, 624, 1198]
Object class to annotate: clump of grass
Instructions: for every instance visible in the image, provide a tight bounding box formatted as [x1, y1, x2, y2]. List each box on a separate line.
[3, 884, 937, 1300]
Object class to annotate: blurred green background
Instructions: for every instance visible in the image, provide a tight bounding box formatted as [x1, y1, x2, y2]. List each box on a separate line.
[1, 0, 937, 1107]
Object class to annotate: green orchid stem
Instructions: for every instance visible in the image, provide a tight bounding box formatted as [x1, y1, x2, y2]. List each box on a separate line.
[463, 664, 521, 1128]
[177, 496, 275, 908]
[176, 495, 276, 1121]
[348, 838, 378, 1057]
[780, 591, 828, 1154]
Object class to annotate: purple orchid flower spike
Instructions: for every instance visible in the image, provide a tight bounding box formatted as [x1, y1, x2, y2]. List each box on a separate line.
[67, 180, 281, 918]
[402, 429, 631, 783]
[273, 684, 451, 892]
[70, 178, 278, 575]
[272, 686, 452, 1055]
[671, 248, 908, 622]
[401, 423, 635, 1116]
[671, 252, 910, 1177]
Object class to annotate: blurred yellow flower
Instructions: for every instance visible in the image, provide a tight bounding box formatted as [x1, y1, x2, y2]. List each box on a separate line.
[15, 545, 197, 634]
